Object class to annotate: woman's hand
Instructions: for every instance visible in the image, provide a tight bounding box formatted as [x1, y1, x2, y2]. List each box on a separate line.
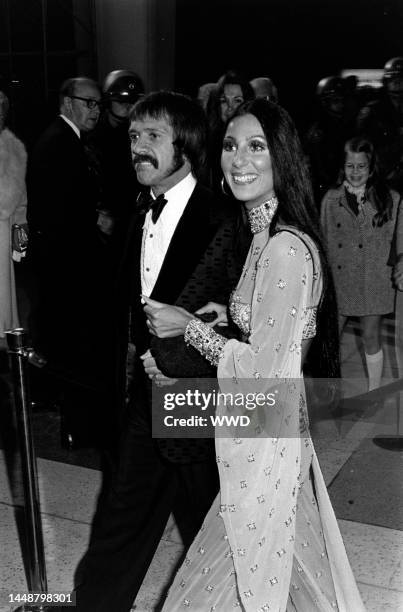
[142, 296, 194, 338]
[195, 302, 228, 326]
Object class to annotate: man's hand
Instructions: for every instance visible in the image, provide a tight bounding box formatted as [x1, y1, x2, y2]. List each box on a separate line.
[140, 350, 178, 386]
[142, 296, 193, 338]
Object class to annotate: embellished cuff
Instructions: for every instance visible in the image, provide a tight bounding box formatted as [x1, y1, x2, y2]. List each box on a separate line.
[184, 319, 228, 366]
[302, 307, 317, 339]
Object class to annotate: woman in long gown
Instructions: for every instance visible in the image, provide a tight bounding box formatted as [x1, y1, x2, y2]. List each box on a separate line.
[143, 99, 365, 611]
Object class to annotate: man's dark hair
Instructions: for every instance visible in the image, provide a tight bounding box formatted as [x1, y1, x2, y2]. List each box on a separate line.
[130, 90, 207, 178]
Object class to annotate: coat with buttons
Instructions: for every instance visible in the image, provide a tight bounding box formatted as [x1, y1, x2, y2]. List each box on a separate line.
[320, 184, 400, 316]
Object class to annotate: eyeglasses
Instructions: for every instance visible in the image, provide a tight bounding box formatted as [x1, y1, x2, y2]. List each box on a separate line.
[345, 163, 369, 171]
[69, 96, 101, 110]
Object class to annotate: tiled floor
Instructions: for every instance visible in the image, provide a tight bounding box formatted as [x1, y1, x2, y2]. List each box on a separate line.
[1, 316, 403, 611]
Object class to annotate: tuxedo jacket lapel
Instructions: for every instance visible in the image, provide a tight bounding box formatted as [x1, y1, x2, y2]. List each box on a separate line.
[151, 185, 220, 304]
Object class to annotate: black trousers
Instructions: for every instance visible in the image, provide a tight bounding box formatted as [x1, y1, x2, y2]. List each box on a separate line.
[74, 402, 219, 612]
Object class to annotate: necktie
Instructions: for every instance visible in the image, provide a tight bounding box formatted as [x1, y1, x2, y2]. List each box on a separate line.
[137, 191, 167, 224]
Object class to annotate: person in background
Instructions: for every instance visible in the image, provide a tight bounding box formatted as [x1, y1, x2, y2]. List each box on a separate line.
[207, 69, 255, 130]
[143, 98, 364, 611]
[196, 82, 216, 112]
[250, 75, 279, 103]
[357, 57, 403, 195]
[0, 89, 27, 349]
[321, 136, 400, 392]
[206, 69, 255, 192]
[305, 75, 358, 205]
[26, 77, 112, 449]
[89, 69, 144, 243]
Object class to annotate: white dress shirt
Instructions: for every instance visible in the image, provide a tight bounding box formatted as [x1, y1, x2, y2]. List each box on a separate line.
[59, 114, 80, 139]
[141, 172, 197, 297]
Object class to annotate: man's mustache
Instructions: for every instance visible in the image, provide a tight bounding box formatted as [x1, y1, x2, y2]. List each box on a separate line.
[132, 154, 158, 168]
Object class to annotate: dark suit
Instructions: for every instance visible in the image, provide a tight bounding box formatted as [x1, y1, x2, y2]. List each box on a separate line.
[75, 182, 247, 611]
[27, 116, 101, 349]
[26, 117, 114, 446]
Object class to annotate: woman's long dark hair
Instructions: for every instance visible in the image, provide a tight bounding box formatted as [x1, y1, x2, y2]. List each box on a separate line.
[226, 99, 340, 379]
[341, 136, 393, 227]
[206, 70, 255, 136]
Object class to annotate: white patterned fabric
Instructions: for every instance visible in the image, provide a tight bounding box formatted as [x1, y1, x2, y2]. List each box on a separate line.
[162, 225, 365, 612]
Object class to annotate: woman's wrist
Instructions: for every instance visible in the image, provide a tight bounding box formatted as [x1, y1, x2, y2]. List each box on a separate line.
[184, 318, 228, 366]
[177, 310, 195, 335]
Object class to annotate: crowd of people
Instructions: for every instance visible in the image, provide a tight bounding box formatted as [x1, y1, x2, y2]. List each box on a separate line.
[0, 57, 402, 611]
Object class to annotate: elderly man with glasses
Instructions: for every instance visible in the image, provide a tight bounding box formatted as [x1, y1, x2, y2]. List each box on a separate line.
[26, 76, 112, 449]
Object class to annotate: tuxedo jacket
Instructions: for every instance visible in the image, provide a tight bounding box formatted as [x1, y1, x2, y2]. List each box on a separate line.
[115, 182, 249, 462]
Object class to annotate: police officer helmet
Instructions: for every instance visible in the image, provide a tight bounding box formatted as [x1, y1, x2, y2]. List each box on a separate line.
[102, 70, 144, 104]
[316, 76, 345, 99]
[383, 57, 403, 82]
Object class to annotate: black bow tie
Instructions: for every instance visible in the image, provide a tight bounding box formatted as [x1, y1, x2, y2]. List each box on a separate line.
[137, 191, 167, 224]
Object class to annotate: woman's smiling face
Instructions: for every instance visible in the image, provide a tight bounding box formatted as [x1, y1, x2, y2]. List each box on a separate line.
[221, 113, 275, 209]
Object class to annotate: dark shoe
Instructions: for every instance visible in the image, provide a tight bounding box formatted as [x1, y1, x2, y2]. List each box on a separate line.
[27, 350, 48, 368]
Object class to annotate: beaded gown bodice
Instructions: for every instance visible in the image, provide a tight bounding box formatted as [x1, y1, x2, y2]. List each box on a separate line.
[229, 199, 318, 342]
[229, 288, 318, 341]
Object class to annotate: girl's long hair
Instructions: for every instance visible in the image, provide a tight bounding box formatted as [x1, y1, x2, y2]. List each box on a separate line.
[226, 99, 340, 379]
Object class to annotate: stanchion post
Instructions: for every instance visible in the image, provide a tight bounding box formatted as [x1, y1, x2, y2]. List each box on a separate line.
[6, 328, 48, 604]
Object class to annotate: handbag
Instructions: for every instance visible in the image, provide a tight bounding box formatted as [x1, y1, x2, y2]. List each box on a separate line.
[11, 223, 29, 262]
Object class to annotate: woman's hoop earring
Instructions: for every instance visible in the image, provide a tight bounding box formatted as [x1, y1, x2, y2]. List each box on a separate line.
[221, 177, 231, 197]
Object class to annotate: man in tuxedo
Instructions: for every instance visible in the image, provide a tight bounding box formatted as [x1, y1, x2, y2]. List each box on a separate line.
[27, 77, 114, 447]
[75, 91, 246, 611]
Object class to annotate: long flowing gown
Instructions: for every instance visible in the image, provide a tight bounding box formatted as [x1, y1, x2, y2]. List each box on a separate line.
[162, 223, 365, 612]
